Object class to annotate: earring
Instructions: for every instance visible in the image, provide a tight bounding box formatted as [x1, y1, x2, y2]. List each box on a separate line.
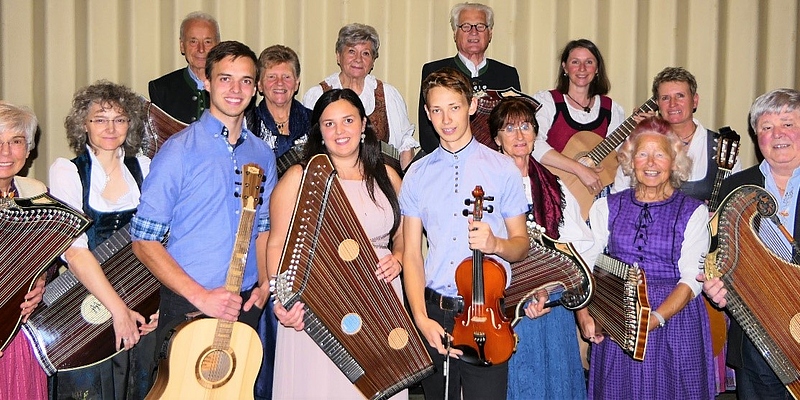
[360, 133, 366, 143]
[321, 139, 325, 145]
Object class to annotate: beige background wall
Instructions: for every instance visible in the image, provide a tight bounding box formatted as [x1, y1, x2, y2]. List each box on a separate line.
[1, 0, 798, 182]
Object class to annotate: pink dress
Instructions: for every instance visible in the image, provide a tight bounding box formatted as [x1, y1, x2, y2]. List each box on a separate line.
[1, 322, 47, 399]
[272, 178, 406, 399]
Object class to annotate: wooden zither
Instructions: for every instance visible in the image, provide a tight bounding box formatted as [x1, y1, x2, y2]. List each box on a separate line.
[586, 253, 651, 361]
[0, 193, 90, 352]
[272, 154, 433, 400]
[505, 217, 594, 326]
[140, 98, 188, 159]
[22, 223, 163, 374]
[471, 88, 541, 150]
[708, 185, 800, 399]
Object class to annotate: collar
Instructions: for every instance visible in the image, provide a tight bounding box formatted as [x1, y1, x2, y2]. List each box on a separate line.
[456, 53, 488, 78]
[186, 67, 205, 90]
[440, 136, 477, 156]
[199, 110, 252, 142]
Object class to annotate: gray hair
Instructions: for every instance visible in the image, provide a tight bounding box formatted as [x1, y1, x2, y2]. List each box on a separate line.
[180, 11, 220, 42]
[450, 2, 494, 31]
[335, 23, 380, 60]
[750, 88, 800, 131]
[0, 101, 38, 152]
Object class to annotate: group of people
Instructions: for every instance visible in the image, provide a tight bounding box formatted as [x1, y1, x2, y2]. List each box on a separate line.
[1, 2, 798, 400]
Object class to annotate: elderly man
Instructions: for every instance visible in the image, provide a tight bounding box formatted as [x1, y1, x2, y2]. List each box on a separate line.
[701, 88, 800, 399]
[417, 2, 521, 153]
[148, 11, 220, 124]
[614, 66, 742, 199]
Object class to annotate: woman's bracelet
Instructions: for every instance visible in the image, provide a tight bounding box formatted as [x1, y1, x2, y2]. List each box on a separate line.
[651, 310, 666, 328]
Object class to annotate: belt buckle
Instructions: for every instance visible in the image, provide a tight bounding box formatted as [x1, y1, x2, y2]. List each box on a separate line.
[439, 294, 447, 310]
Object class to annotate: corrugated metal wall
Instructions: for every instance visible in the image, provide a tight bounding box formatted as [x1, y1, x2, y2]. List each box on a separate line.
[1, 0, 798, 182]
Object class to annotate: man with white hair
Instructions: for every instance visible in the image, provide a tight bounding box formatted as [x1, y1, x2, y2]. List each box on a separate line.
[417, 2, 521, 154]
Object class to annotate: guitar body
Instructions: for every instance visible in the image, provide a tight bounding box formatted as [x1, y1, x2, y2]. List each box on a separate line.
[146, 318, 262, 400]
[547, 131, 619, 220]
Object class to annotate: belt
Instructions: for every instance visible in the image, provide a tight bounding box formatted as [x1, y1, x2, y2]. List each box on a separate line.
[425, 287, 463, 313]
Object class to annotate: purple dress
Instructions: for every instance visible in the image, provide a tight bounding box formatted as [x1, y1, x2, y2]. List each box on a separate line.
[589, 189, 715, 399]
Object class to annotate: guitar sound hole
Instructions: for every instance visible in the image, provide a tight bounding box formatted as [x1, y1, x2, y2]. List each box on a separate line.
[196, 348, 235, 388]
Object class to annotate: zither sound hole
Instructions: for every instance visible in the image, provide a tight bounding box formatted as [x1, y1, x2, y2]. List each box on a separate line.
[196, 348, 235, 388]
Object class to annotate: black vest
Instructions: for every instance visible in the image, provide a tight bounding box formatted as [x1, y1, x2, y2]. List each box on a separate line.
[71, 151, 143, 250]
[679, 130, 720, 201]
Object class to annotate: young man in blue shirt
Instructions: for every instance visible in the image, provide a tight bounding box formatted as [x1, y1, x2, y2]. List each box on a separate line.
[400, 67, 529, 400]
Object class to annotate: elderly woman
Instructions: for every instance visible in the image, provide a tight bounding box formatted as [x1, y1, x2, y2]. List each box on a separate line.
[533, 39, 625, 196]
[246, 45, 312, 169]
[302, 23, 418, 169]
[488, 97, 591, 400]
[48, 81, 157, 399]
[577, 117, 714, 399]
[0, 101, 48, 399]
[270, 89, 405, 399]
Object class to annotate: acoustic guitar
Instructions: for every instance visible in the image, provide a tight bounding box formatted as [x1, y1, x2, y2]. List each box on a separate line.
[145, 164, 265, 399]
[704, 127, 740, 356]
[546, 97, 658, 219]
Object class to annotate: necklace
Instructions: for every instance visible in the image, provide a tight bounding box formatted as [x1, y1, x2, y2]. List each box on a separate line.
[565, 93, 592, 113]
[679, 132, 695, 146]
[104, 160, 120, 183]
[275, 117, 289, 135]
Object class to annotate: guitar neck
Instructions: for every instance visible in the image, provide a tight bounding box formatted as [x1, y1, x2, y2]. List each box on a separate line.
[586, 97, 658, 165]
[472, 250, 485, 305]
[707, 168, 733, 212]
[224, 208, 256, 295]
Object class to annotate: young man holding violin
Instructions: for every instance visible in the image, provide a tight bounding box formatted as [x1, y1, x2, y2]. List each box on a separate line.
[399, 67, 529, 400]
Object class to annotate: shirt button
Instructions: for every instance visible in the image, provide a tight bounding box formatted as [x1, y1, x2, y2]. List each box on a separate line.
[192, 96, 198, 101]
[191, 117, 197, 121]
[452, 237, 457, 241]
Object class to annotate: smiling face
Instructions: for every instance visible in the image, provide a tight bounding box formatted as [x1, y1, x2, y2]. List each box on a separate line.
[494, 118, 535, 158]
[632, 133, 675, 189]
[657, 81, 698, 127]
[424, 86, 478, 151]
[756, 108, 800, 176]
[0, 129, 29, 188]
[204, 55, 257, 122]
[562, 47, 598, 89]
[258, 61, 299, 108]
[453, 8, 492, 59]
[84, 101, 128, 155]
[319, 99, 366, 161]
[336, 42, 375, 81]
[180, 18, 218, 78]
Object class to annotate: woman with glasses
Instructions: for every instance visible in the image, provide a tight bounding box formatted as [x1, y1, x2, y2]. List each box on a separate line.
[489, 97, 593, 400]
[48, 80, 158, 399]
[302, 23, 418, 169]
[533, 39, 625, 198]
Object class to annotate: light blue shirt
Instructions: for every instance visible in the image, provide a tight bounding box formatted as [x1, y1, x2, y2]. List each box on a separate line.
[186, 66, 205, 90]
[131, 110, 277, 290]
[400, 138, 528, 296]
[759, 161, 800, 259]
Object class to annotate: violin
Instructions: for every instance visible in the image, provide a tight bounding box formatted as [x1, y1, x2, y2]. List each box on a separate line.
[452, 185, 517, 366]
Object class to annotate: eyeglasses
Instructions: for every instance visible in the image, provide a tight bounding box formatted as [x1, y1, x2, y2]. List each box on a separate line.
[0, 137, 27, 149]
[457, 23, 489, 33]
[500, 122, 536, 135]
[89, 118, 130, 126]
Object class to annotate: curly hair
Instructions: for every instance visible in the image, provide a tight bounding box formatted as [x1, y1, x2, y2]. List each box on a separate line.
[335, 23, 380, 60]
[0, 101, 38, 152]
[64, 80, 145, 156]
[617, 116, 692, 189]
[303, 88, 400, 235]
[555, 39, 611, 97]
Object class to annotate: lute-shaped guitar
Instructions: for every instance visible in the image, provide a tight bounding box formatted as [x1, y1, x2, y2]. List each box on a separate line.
[146, 163, 265, 399]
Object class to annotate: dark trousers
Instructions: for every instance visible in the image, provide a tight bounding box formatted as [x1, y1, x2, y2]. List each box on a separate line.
[735, 337, 792, 400]
[420, 300, 508, 400]
[153, 285, 263, 364]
